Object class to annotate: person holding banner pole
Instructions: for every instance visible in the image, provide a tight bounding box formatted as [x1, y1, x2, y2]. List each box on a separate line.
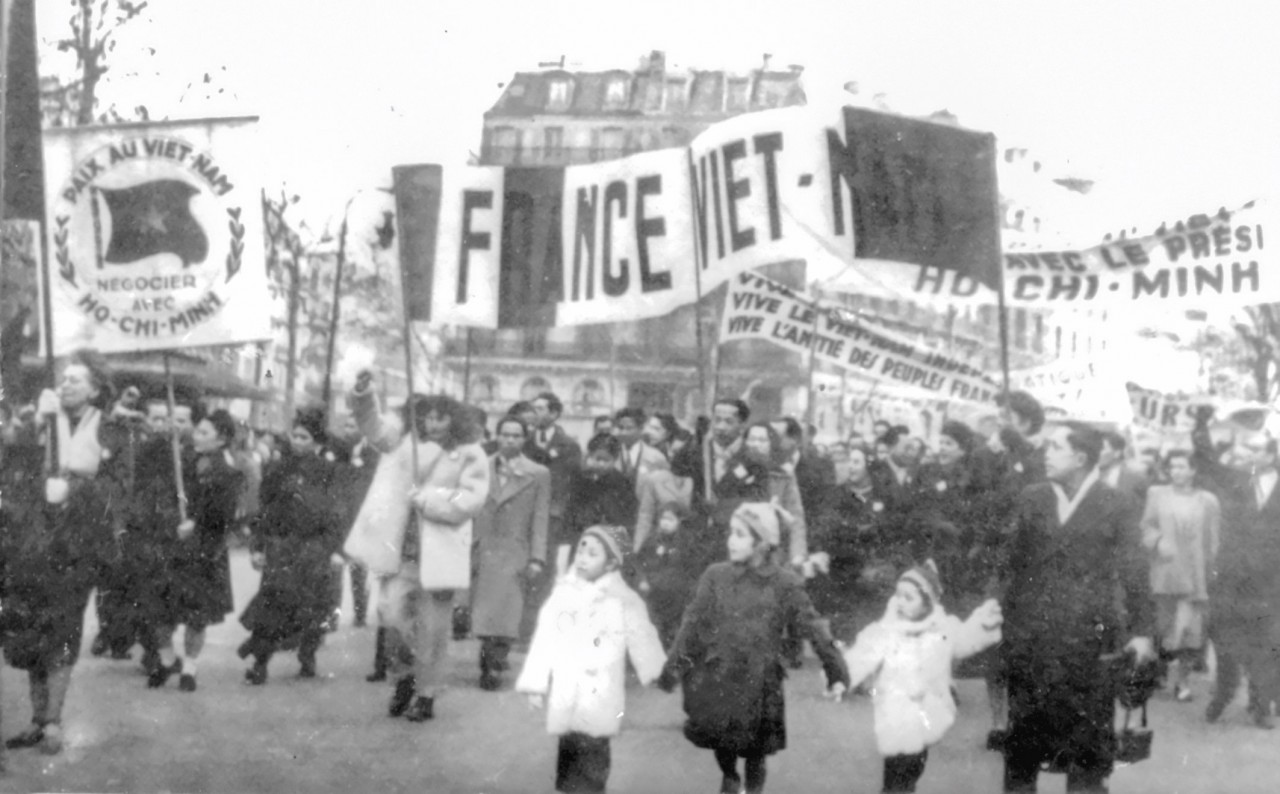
[342, 373, 489, 722]
[4, 351, 118, 756]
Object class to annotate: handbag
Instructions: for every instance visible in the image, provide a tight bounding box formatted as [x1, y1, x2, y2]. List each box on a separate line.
[1115, 702, 1152, 764]
[418, 514, 473, 590]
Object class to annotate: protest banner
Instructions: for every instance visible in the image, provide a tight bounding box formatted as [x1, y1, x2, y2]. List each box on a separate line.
[720, 271, 1000, 404]
[1126, 382, 1216, 432]
[1004, 200, 1277, 308]
[41, 117, 270, 355]
[394, 104, 1001, 328]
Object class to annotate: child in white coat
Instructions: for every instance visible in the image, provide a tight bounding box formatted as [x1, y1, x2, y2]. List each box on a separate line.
[838, 563, 1003, 793]
[516, 524, 666, 793]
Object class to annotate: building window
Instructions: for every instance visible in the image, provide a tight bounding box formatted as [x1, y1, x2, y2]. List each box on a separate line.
[664, 79, 687, 113]
[488, 126, 521, 165]
[544, 126, 564, 161]
[727, 78, 750, 111]
[521, 376, 551, 402]
[605, 77, 629, 109]
[573, 379, 607, 414]
[628, 382, 675, 415]
[471, 375, 499, 404]
[547, 79, 571, 111]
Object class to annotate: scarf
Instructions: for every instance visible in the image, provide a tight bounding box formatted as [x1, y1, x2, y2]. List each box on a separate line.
[55, 405, 103, 478]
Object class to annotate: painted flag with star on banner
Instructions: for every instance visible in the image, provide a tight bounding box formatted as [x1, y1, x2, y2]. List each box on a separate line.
[40, 117, 271, 355]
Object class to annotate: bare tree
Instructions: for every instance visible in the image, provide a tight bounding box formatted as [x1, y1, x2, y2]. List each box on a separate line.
[45, 0, 150, 126]
[1233, 304, 1280, 402]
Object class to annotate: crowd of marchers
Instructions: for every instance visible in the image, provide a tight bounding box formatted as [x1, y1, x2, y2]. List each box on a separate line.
[0, 350, 1277, 794]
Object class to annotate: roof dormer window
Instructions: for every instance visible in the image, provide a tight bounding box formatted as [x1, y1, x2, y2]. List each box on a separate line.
[547, 78, 571, 111]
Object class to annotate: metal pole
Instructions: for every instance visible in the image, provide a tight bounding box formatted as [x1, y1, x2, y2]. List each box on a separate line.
[462, 327, 473, 402]
[686, 150, 710, 416]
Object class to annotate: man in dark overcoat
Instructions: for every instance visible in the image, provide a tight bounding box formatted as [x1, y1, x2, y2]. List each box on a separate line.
[998, 421, 1154, 793]
[1191, 408, 1280, 727]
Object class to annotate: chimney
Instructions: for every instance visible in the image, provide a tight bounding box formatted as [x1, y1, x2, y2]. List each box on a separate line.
[649, 50, 666, 74]
[761, 53, 772, 72]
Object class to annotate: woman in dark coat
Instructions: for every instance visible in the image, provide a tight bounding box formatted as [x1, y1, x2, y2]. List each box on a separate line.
[2, 352, 118, 756]
[238, 406, 340, 684]
[661, 501, 848, 794]
[811, 443, 902, 642]
[562, 433, 637, 559]
[150, 409, 243, 691]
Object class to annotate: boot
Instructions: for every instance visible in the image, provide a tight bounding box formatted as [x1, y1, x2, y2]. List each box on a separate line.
[244, 657, 268, 686]
[147, 658, 182, 689]
[389, 675, 415, 717]
[405, 695, 434, 722]
[366, 627, 388, 682]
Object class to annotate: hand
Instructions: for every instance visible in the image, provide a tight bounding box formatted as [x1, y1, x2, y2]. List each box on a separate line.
[525, 693, 544, 710]
[45, 477, 69, 505]
[176, 519, 195, 540]
[638, 580, 651, 595]
[330, 553, 346, 566]
[977, 599, 1004, 630]
[656, 668, 679, 693]
[250, 551, 265, 571]
[37, 388, 60, 418]
[1125, 636, 1156, 665]
[827, 682, 847, 703]
[524, 560, 545, 580]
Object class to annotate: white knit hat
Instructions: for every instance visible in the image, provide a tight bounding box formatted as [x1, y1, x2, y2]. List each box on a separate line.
[733, 502, 780, 548]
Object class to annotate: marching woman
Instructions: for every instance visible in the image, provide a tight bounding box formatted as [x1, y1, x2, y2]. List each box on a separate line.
[343, 372, 489, 722]
[2, 351, 119, 755]
[154, 409, 244, 691]
[238, 406, 341, 684]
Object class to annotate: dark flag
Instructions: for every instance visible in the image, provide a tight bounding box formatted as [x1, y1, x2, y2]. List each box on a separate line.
[2, 0, 44, 223]
[99, 179, 208, 266]
[827, 106, 1001, 290]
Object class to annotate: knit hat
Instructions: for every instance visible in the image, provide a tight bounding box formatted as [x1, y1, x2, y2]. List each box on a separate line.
[899, 560, 943, 607]
[583, 525, 630, 567]
[940, 420, 976, 455]
[733, 502, 780, 548]
[292, 404, 329, 445]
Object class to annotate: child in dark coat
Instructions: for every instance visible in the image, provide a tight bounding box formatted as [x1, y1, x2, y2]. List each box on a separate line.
[660, 502, 850, 794]
[636, 502, 700, 649]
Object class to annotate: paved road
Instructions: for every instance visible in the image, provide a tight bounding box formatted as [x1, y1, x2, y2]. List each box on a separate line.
[1, 548, 1277, 793]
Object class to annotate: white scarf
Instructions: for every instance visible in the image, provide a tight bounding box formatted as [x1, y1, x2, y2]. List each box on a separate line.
[55, 405, 103, 477]
[1050, 467, 1100, 526]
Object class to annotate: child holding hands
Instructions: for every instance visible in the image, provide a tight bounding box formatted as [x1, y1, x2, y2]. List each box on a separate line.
[838, 562, 1003, 793]
[660, 502, 850, 794]
[516, 524, 665, 793]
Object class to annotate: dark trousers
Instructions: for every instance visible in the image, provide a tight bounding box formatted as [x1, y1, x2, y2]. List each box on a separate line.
[714, 749, 766, 794]
[555, 732, 610, 793]
[479, 636, 511, 672]
[883, 750, 927, 793]
[1003, 757, 1108, 793]
[350, 563, 369, 623]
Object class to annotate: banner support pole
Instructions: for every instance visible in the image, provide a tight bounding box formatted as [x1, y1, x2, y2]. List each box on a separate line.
[990, 137, 1012, 411]
[804, 283, 821, 433]
[462, 327, 473, 402]
[686, 150, 711, 417]
[163, 351, 189, 523]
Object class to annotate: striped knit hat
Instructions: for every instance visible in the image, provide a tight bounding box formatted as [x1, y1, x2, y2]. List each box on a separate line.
[583, 525, 630, 567]
[899, 561, 943, 609]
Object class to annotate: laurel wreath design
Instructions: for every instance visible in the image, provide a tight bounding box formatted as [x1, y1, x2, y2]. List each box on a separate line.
[225, 207, 245, 283]
[53, 216, 77, 288]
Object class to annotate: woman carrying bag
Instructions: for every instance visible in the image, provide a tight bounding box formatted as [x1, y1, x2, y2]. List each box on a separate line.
[343, 371, 489, 722]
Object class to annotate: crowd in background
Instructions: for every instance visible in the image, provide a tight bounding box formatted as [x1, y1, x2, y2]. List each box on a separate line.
[2, 351, 1278, 794]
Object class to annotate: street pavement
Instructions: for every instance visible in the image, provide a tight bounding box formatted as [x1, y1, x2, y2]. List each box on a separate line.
[2, 548, 1278, 793]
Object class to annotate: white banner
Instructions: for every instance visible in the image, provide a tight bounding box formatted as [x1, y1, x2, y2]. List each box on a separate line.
[42, 117, 270, 355]
[720, 271, 1000, 404]
[1004, 201, 1276, 308]
[396, 104, 1000, 328]
[1126, 382, 1215, 432]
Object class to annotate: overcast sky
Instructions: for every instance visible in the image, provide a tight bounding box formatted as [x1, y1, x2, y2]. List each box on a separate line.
[34, 0, 1280, 235]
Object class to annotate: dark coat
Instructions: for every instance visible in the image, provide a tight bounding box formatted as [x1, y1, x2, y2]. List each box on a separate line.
[240, 451, 341, 642]
[665, 561, 850, 756]
[998, 479, 1153, 775]
[524, 425, 582, 522]
[1, 434, 114, 670]
[167, 450, 244, 627]
[562, 468, 637, 550]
